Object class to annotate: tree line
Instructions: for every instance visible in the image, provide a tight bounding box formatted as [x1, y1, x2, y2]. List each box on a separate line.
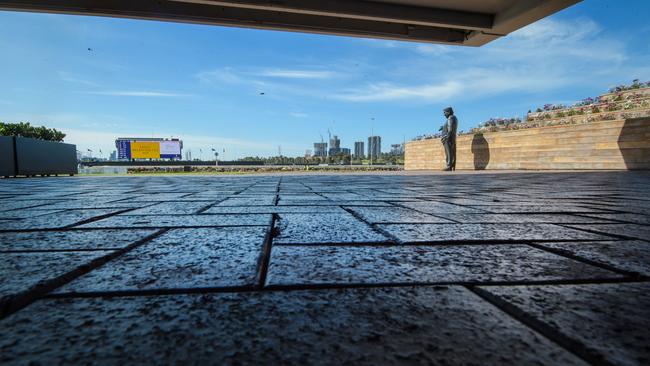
[0, 122, 66, 142]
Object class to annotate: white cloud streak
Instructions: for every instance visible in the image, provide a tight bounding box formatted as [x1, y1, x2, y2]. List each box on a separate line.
[84, 91, 192, 97]
[335, 81, 463, 102]
[58, 71, 99, 87]
[254, 69, 337, 79]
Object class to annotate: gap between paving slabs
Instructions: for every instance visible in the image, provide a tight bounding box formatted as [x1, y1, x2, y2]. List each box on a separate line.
[466, 286, 616, 366]
[0, 229, 169, 319]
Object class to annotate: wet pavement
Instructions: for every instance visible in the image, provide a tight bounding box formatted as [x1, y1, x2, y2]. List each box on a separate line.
[0, 171, 649, 365]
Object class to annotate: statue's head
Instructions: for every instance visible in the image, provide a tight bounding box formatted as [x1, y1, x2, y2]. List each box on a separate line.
[443, 107, 454, 117]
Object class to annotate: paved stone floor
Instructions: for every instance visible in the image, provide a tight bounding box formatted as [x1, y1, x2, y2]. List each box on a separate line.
[1, 171, 649, 365]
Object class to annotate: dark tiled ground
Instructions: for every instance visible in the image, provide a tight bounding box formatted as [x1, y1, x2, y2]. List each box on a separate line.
[1, 171, 649, 365]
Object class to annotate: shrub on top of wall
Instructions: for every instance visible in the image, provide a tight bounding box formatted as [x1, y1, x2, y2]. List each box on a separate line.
[0, 122, 66, 142]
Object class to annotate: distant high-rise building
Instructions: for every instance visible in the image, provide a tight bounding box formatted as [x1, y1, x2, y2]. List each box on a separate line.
[368, 136, 381, 160]
[109, 150, 117, 161]
[390, 143, 404, 155]
[354, 141, 364, 159]
[340, 148, 351, 156]
[328, 135, 341, 156]
[314, 142, 328, 157]
[305, 149, 312, 158]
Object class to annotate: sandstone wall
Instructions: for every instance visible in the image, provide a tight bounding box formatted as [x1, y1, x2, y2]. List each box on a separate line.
[405, 118, 650, 170]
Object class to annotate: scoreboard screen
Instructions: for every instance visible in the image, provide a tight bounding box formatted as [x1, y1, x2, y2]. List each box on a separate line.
[116, 139, 182, 159]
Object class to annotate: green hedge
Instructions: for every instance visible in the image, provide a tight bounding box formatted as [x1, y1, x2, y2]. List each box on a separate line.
[0, 122, 66, 142]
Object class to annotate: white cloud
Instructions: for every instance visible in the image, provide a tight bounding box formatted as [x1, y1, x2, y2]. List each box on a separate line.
[254, 69, 337, 79]
[356, 39, 401, 49]
[487, 18, 626, 63]
[510, 18, 600, 43]
[196, 67, 338, 86]
[335, 80, 463, 102]
[414, 44, 452, 56]
[58, 71, 98, 87]
[84, 91, 192, 97]
[196, 67, 244, 84]
[290, 112, 308, 118]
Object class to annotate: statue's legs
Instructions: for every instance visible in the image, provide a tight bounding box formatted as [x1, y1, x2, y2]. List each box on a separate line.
[449, 138, 456, 170]
[443, 139, 456, 170]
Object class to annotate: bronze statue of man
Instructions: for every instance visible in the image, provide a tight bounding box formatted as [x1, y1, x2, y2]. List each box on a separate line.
[440, 107, 458, 171]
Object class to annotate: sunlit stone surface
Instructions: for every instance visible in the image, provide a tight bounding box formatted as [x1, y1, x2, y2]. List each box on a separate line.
[0, 171, 648, 364]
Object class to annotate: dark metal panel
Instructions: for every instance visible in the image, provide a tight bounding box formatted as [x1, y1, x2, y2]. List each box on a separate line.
[172, 0, 494, 30]
[0, 0, 470, 44]
[15, 137, 78, 175]
[0, 136, 16, 177]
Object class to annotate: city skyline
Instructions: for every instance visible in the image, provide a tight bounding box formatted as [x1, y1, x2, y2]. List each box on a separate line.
[1, 2, 649, 158]
[85, 132, 392, 161]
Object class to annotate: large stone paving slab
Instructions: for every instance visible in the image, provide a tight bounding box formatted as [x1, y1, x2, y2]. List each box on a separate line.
[399, 201, 487, 213]
[203, 205, 345, 214]
[0, 286, 584, 365]
[469, 204, 610, 214]
[377, 223, 613, 243]
[0, 200, 64, 211]
[1, 251, 114, 306]
[216, 196, 277, 206]
[278, 200, 392, 206]
[481, 283, 650, 366]
[565, 224, 650, 241]
[278, 193, 327, 201]
[537, 241, 650, 276]
[275, 213, 389, 244]
[0, 229, 158, 252]
[122, 201, 213, 215]
[428, 213, 619, 224]
[0, 208, 62, 219]
[55, 227, 268, 293]
[319, 192, 368, 200]
[574, 213, 650, 225]
[31, 198, 144, 210]
[344, 206, 453, 224]
[0, 209, 123, 230]
[78, 214, 272, 228]
[266, 244, 620, 286]
[124, 193, 196, 201]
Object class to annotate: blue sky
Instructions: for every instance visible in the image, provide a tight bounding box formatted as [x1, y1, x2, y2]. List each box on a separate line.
[1, 1, 649, 159]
